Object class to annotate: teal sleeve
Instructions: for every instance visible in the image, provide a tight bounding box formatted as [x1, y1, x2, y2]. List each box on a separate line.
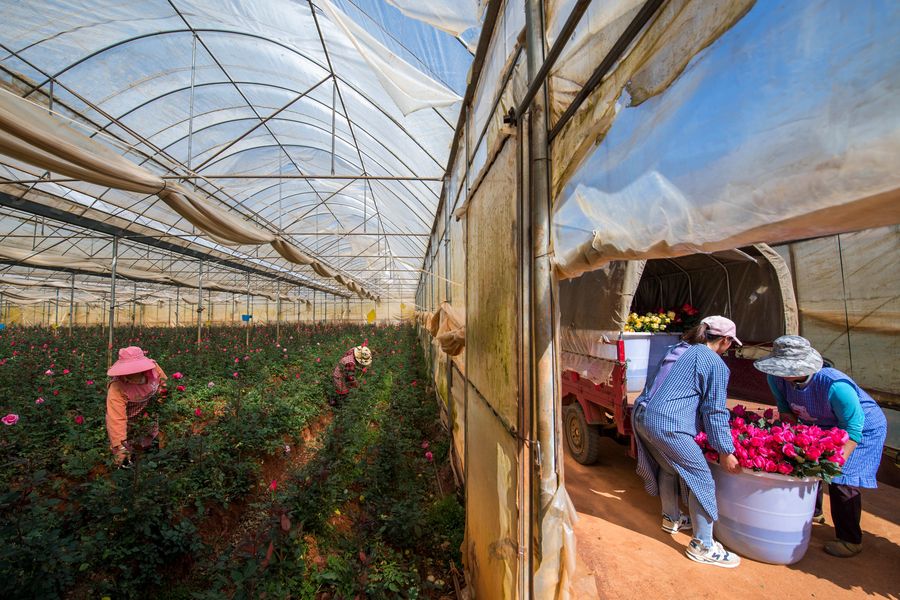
[828, 382, 864, 443]
[767, 375, 791, 414]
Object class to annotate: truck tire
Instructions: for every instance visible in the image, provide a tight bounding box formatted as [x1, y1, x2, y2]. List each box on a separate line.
[564, 404, 602, 465]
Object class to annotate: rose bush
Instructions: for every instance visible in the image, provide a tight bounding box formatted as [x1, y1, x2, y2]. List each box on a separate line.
[0, 322, 460, 599]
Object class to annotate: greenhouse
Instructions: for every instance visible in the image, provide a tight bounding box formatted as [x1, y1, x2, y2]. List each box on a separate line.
[0, 0, 898, 598]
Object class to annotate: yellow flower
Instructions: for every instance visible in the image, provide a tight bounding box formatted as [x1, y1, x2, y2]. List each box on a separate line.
[667, 311, 676, 319]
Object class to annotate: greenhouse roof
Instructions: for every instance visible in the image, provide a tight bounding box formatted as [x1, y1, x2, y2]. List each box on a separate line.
[0, 0, 479, 303]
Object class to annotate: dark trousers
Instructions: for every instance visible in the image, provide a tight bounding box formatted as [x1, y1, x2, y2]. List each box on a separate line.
[817, 482, 863, 544]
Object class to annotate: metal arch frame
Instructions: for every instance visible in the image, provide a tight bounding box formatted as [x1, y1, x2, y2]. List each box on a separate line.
[306, 0, 401, 289]
[0, 192, 348, 296]
[22, 26, 448, 169]
[121, 83, 445, 197]
[125, 91, 444, 217]
[0, 10, 463, 299]
[2, 49, 374, 295]
[192, 144, 437, 227]
[0, 53, 295, 252]
[177, 114, 439, 203]
[3, 50, 354, 287]
[161, 5, 349, 241]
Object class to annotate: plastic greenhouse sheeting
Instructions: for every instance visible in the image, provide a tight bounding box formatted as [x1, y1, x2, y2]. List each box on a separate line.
[0, 0, 472, 306]
[553, 0, 900, 278]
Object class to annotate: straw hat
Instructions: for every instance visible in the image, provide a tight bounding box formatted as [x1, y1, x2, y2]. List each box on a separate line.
[353, 346, 372, 366]
[753, 335, 823, 378]
[107, 346, 156, 377]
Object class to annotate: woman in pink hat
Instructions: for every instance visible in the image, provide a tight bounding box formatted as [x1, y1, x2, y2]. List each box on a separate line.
[105, 346, 167, 467]
[631, 316, 743, 568]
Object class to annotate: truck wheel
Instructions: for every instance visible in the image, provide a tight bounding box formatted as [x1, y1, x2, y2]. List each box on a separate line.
[564, 404, 602, 465]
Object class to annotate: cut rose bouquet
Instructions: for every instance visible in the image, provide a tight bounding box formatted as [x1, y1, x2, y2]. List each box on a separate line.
[695, 405, 847, 481]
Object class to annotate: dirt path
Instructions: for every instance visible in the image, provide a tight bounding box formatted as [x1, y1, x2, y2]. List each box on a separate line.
[567, 438, 900, 599]
[199, 409, 334, 558]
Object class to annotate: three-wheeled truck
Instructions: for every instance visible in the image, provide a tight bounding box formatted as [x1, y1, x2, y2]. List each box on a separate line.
[559, 245, 795, 464]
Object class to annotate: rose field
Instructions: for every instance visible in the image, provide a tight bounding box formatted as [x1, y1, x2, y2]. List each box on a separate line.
[0, 324, 463, 599]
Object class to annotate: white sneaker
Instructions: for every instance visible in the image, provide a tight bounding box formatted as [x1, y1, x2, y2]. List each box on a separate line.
[662, 514, 692, 534]
[685, 539, 741, 568]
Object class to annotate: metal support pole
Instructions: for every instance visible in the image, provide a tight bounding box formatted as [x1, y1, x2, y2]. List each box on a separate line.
[324, 293, 328, 322]
[197, 260, 203, 346]
[168, 297, 172, 327]
[525, 0, 557, 593]
[246, 273, 251, 348]
[69, 274, 75, 335]
[132, 282, 137, 332]
[175, 287, 180, 327]
[107, 237, 118, 367]
[313, 289, 317, 322]
[276, 280, 281, 344]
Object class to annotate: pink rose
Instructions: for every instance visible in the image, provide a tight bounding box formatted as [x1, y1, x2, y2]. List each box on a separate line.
[62, 369, 70, 375]
[794, 434, 812, 448]
[194, 408, 202, 417]
[776, 462, 793, 475]
[268, 479, 277, 492]
[763, 408, 774, 420]
[732, 417, 746, 429]
[74, 415, 84, 425]
[694, 432, 708, 446]
[233, 372, 239, 378]
[831, 429, 849, 445]
[35, 397, 45, 405]
[421, 441, 430, 449]
[782, 443, 798, 458]
[86, 380, 94, 386]
[173, 372, 184, 380]
[764, 460, 777, 473]
[752, 456, 766, 470]
[176, 385, 186, 392]
[732, 405, 746, 417]
[2, 413, 19, 425]
[425, 451, 434, 462]
[739, 458, 753, 469]
[805, 445, 823, 461]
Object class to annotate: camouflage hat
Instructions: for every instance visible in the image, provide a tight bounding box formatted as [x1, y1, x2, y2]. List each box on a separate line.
[753, 335, 823, 378]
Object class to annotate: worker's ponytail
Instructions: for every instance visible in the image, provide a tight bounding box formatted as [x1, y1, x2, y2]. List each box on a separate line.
[681, 322, 725, 345]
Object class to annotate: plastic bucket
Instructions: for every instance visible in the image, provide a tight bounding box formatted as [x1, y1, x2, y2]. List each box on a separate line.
[622, 332, 651, 393]
[709, 461, 819, 565]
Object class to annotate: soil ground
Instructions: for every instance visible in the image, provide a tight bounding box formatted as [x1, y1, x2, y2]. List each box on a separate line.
[567, 438, 900, 599]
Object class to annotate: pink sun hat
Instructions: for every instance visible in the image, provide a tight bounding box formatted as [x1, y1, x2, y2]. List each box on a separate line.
[701, 315, 742, 346]
[107, 346, 156, 377]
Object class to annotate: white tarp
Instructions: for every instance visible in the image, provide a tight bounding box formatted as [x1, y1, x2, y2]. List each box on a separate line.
[384, 0, 480, 37]
[553, 0, 900, 277]
[319, 0, 462, 116]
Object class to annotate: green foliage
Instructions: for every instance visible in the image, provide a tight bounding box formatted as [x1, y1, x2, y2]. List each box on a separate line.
[0, 323, 463, 598]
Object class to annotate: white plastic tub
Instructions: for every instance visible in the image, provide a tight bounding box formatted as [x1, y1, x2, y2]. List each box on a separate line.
[592, 331, 652, 392]
[709, 461, 819, 565]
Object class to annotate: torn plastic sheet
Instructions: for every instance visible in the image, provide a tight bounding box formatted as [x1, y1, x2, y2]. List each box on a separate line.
[319, 0, 462, 115]
[533, 484, 578, 600]
[383, 0, 480, 37]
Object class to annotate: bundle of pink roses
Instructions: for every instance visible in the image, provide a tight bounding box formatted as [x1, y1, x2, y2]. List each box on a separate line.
[695, 405, 847, 481]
